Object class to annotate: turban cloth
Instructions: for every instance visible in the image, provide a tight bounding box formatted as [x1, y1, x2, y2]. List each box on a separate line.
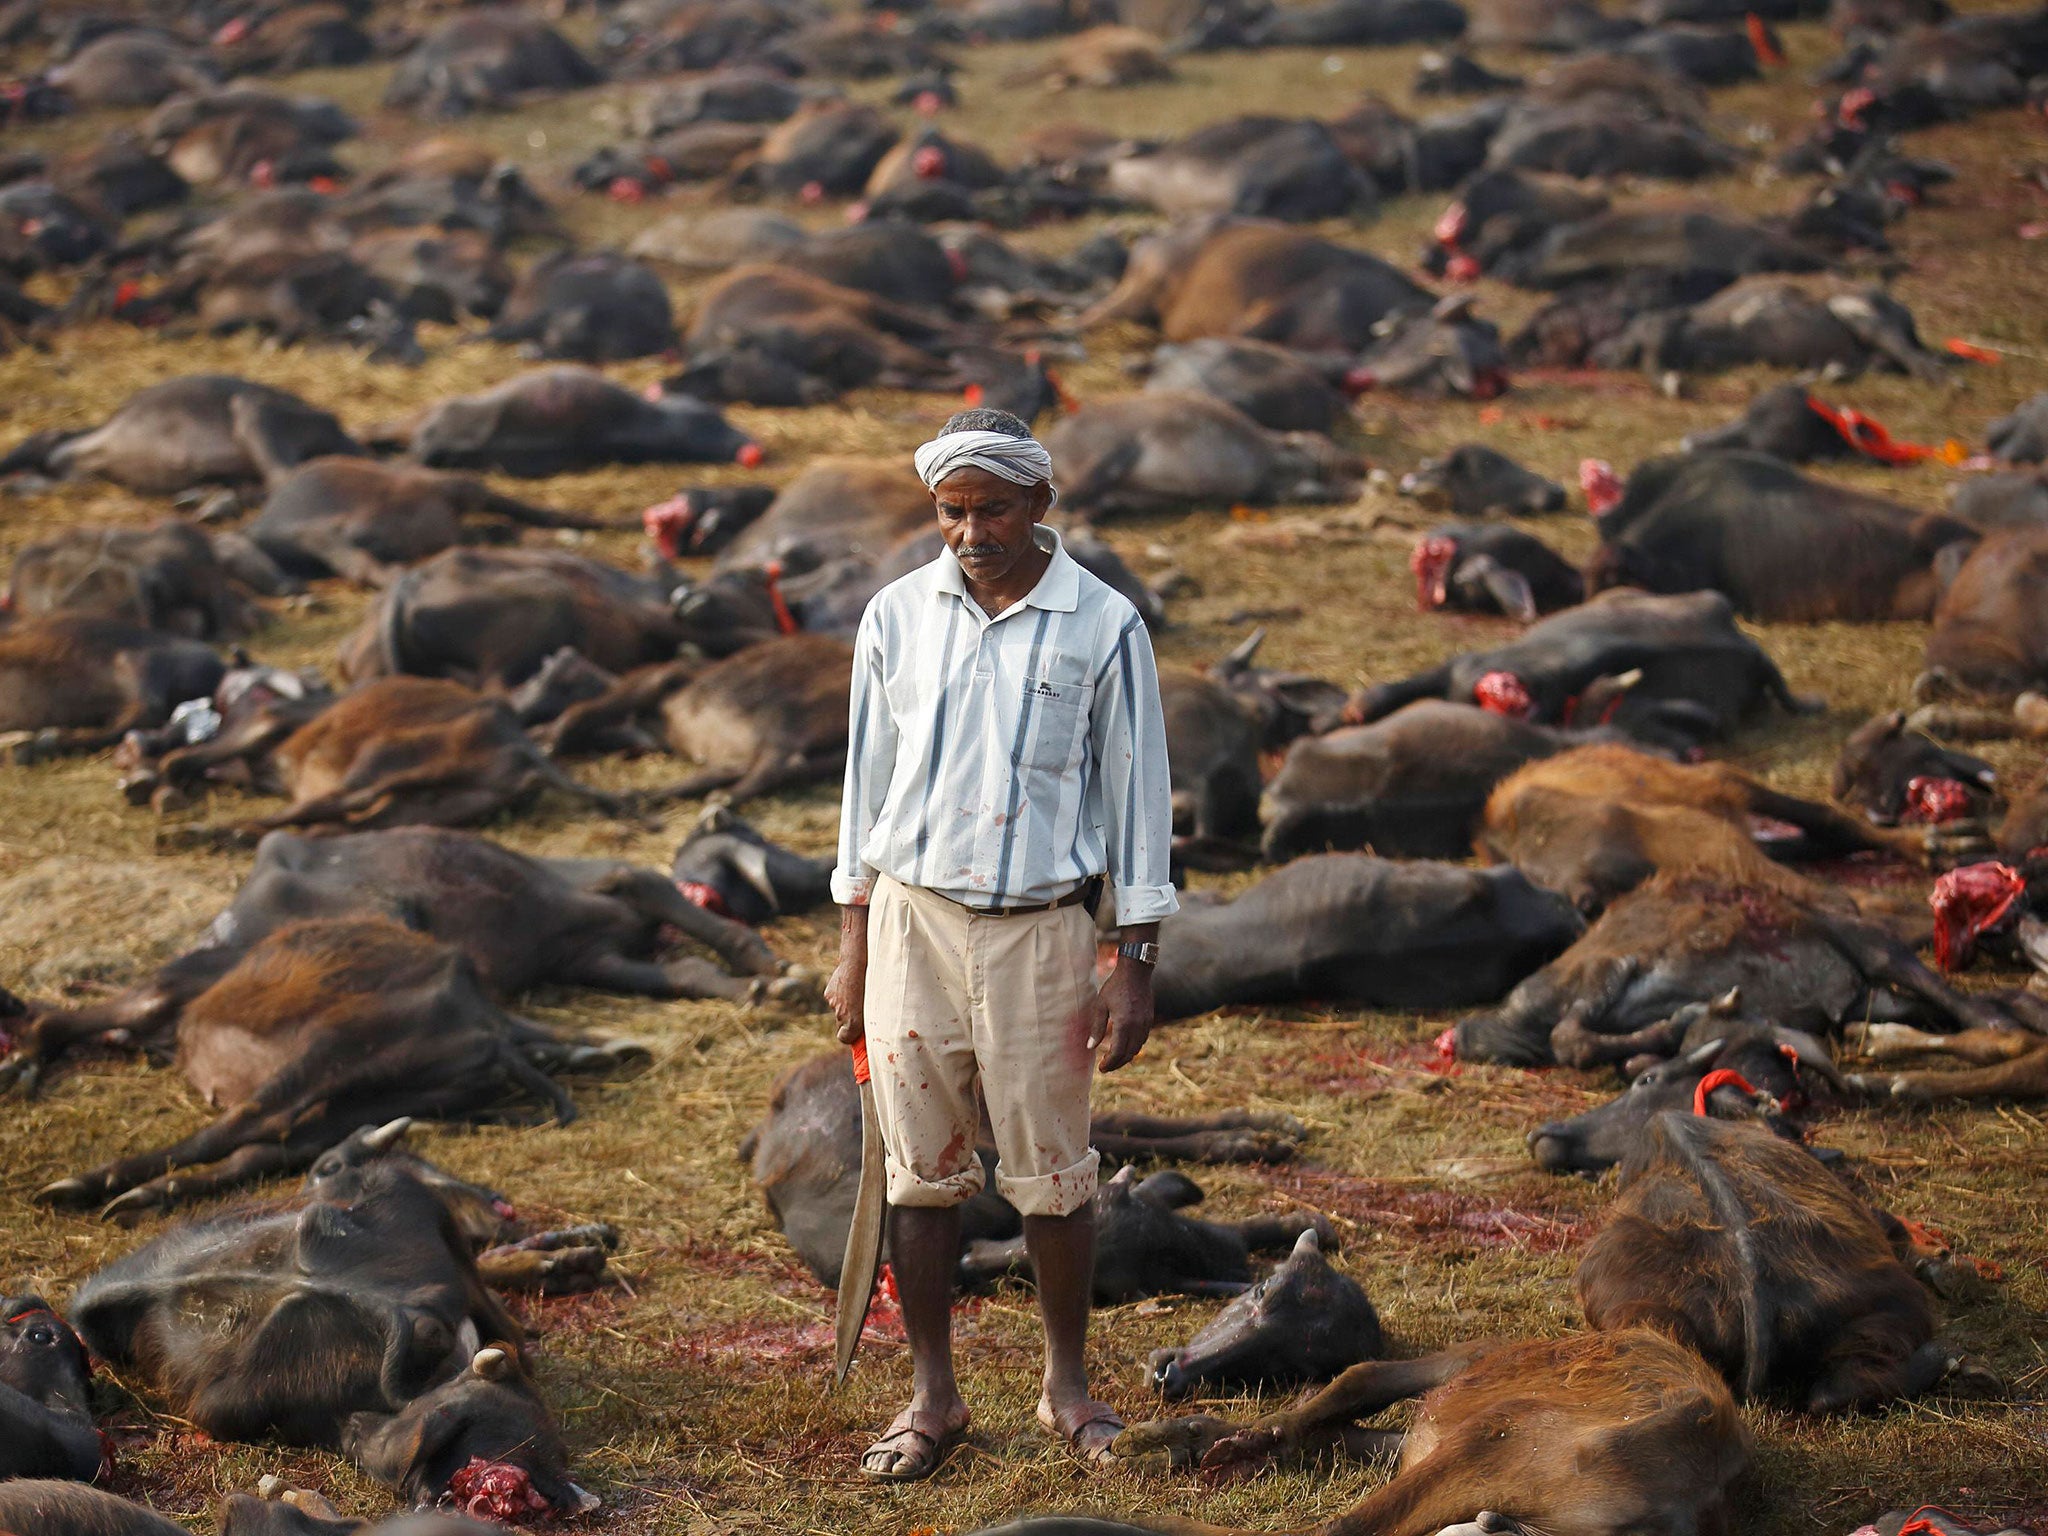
[913, 429, 1058, 508]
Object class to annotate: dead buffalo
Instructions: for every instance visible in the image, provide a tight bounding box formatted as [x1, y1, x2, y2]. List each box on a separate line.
[1348, 294, 1509, 398]
[1411, 522, 1583, 620]
[1045, 392, 1363, 515]
[1110, 1328, 1750, 1536]
[961, 1164, 1332, 1303]
[1104, 118, 1376, 221]
[1594, 279, 1954, 380]
[1831, 709, 1998, 828]
[6, 824, 799, 1099]
[46, 31, 216, 108]
[0, 375, 361, 495]
[1260, 700, 1622, 862]
[251, 460, 616, 586]
[672, 804, 833, 923]
[1350, 587, 1815, 744]
[716, 457, 931, 569]
[1398, 442, 1565, 517]
[8, 522, 263, 639]
[483, 250, 676, 361]
[1078, 220, 1435, 351]
[32, 917, 645, 1216]
[1577, 1114, 1992, 1409]
[384, 11, 603, 118]
[742, 1049, 1309, 1285]
[1950, 467, 2048, 531]
[68, 1159, 596, 1513]
[0, 1483, 195, 1536]
[1681, 382, 1933, 464]
[336, 139, 561, 245]
[1452, 870, 2008, 1065]
[1986, 392, 2048, 464]
[161, 676, 632, 841]
[339, 547, 685, 689]
[1140, 338, 1353, 434]
[1243, 0, 1467, 43]
[403, 367, 758, 476]
[545, 633, 852, 807]
[1154, 854, 1580, 1020]
[726, 100, 899, 198]
[1147, 1229, 1381, 1399]
[1528, 1000, 1844, 1171]
[1470, 0, 1641, 47]
[1921, 526, 2048, 697]
[0, 615, 225, 764]
[1491, 207, 1825, 290]
[633, 69, 806, 135]
[0, 1297, 99, 1480]
[1485, 92, 1740, 180]
[1586, 452, 1978, 622]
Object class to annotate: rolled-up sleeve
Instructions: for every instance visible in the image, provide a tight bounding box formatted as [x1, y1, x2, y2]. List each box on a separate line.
[1091, 612, 1180, 925]
[831, 607, 896, 906]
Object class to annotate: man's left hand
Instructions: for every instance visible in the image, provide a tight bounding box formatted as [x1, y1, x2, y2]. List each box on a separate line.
[1076, 960, 1154, 1074]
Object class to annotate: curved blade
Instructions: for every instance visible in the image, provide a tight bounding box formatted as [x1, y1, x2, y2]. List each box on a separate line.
[833, 1058, 886, 1387]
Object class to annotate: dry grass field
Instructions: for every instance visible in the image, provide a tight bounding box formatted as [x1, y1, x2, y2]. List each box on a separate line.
[0, 5, 2046, 1536]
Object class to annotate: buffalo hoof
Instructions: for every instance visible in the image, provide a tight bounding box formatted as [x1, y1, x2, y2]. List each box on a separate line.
[33, 1176, 99, 1210]
[764, 971, 824, 1010]
[1939, 1355, 2004, 1398]
[101, 1184, 174, 1223]
[9, 729, 61, 766]
[1111, 1412, 1239, 1471]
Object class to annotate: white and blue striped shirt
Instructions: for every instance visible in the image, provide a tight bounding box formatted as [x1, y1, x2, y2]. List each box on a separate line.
[831, 525, 1180, 925]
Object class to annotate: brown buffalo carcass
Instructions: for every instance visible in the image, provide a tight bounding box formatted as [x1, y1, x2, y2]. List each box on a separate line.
[483, 250, 676, 362]
[31, 915, 646, 1217]
[0, 375, 362, 495]
[1478, 744, 1952, 916]
[339, 547, 688, 688]
[1102, 118, 1377, 221]
[1585, 452, 1978, 622]
[250, 459, 618, 587]
[400, 367, 758, 477]
[540, 633, 852, 807]
[6, 824, 803, 1099]
[1045, 392, 1362, 515]
[383, 11, 603, 118]
[1919, 526, 2048, 699]
[1348, 588, 1816, 748]
[0, 1295, 100, 1481]
[714, 457, 932, 570]
[1577, 1114, 1996, 1410]
[68, 1157, 597, 1513]
[0, 614, 226, 764]
[1452, 870, 2010, 1065]
[1153, 855, 1582, 1021]
[1259, 699, 1626, 862]
[7, 522, 265, 638]
[1077, 221, 1436, 351]
[746, 1050, 1310, 1287]
[1096, 1329, 1751, 1536]
[1831, 709, 2000, 828]
[154, 676, 633, 842]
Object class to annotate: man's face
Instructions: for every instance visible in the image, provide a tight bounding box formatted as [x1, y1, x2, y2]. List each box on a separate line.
[933, 465, 1052, 587]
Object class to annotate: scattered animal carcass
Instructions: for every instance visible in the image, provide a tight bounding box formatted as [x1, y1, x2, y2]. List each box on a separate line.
[1153, 854, 1582, 1020]
[0, 614, 226, 765]
[1398, 442, 1567, 517]
[0, 375, 362, 495]
[7, 521, 267, 638]
[1577, 1113, 1998, 1408]
[1410, 522, 1583, 619]
[0, 1295, 100, 1480]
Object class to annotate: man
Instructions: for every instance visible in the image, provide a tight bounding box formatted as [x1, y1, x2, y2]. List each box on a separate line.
[826, 408, 1177, 1481]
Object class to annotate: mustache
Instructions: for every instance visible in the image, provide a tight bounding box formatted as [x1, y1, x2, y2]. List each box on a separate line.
[958, 543, 1008, 559]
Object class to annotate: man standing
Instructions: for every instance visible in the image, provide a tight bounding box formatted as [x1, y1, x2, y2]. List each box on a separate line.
[826, 408, 1178, 1481]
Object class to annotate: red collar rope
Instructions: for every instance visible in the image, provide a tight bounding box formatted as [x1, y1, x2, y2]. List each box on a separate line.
[762, 560, 799, 636]
[1745, 13, 1784, 65]
[1803, 396, 1965, 465]
[1693, 1068, 1760, 1116]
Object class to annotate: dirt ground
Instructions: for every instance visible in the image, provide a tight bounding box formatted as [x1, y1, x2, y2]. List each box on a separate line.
[1, 5, 2046, 1536]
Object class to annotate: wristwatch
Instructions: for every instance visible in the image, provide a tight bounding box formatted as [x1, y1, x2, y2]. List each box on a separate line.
[1117, 940, 1160, 966]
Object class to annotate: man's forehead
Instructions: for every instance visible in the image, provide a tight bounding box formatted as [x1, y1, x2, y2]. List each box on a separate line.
[933, 464, 1044, 498]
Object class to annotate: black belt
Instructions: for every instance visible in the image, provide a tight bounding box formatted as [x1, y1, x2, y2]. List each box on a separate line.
[940, 875, 1103, 919]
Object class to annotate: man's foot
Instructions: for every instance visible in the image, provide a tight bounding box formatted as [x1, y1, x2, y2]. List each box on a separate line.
[1037, 1394, 1124, 1466]
[859, 1404, 969, 1482]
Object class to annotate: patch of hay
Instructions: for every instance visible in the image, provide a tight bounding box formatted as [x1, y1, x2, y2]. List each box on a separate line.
[0, 856, 227, 992]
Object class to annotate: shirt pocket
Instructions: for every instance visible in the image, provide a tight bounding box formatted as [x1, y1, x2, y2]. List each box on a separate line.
[1018, 674, 1092, 773]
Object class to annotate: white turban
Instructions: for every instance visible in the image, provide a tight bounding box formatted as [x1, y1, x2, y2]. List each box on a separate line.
[913, 429, 1058, 508]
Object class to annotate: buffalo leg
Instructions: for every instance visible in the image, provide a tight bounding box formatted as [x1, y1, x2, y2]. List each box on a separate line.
[1550, 995, 1687, 1070]
[1741, 784, 1931, 864]
[1852, 1023, 2039, 1064]
[98, 1127, 344, 1221]
[538, 661, 696, 758]
[1854, 1044, 2048, 1103]
[1203, 1342, 1499, 1472]
[1817, 916, 2015, 1033]
[582, 864, 785, 977]
[570, 949, 757, 1003]
[1805, 1321, 1957, 1414]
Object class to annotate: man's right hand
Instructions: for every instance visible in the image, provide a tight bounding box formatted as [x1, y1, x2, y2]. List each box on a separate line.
[827, 903, 870, 1044]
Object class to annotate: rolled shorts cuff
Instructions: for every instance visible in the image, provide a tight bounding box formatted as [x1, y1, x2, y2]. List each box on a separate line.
[994, 1146, 1100, 1218]
[884, 1153, 987, 1209]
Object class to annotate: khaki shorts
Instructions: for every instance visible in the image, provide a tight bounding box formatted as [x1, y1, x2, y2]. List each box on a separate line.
[863, 874, 1101, 1218]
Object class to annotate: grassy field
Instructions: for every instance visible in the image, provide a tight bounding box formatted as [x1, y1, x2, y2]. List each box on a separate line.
[1, 5, 2046, 1535]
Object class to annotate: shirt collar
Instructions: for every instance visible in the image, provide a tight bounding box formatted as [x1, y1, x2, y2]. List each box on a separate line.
[931, 524, 1080, 615]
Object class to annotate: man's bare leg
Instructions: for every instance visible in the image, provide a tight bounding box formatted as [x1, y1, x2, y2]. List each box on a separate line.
[862, 1203, 969, 1479]
[1027, 1205, 1121, 1462]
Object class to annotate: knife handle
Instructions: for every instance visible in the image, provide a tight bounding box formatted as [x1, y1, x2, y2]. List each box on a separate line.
[850, 1035, 870, 1086]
